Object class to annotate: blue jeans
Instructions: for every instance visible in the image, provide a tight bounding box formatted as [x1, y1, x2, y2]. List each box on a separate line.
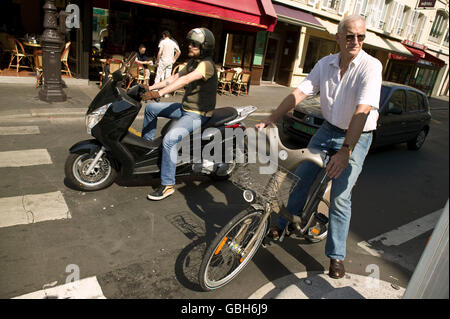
[278, 121, 373, 260]
[142, 102, 209, 186]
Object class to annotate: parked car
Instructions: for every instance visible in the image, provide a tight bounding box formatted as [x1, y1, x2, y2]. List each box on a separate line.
[282, 81, 431, 150]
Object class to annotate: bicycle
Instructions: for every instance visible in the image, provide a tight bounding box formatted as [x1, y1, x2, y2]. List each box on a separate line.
[198, 123, 332, 291]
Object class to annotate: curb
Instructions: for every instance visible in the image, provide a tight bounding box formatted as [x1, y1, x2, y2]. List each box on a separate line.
[248, 271, 405, 299]
[0, 76, 90, 86]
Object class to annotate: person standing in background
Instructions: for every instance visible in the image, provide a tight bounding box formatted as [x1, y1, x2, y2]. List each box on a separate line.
[155, 30, 181, 96]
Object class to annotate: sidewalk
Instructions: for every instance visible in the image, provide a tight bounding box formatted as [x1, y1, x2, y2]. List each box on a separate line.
[248, 271, 405, 299]
[0, 80, 447, 120]
[0, 81, 290, 120]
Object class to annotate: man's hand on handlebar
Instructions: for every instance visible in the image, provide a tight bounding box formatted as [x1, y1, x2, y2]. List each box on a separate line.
[255, 118, 273, 130]
[142, 90, 161, 101]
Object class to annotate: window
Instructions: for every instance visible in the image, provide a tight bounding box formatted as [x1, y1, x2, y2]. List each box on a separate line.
[405, 10, 420, 41]
[394, 4, 406, 36]
[322, 0, 347, 14]
[353, 0, 369, 16]
[407, 90, 424, 112]
[444, 28, 449, 47]
[429, 11, 449, 43]
[388, 89, 406, 113]
[303, 36, 336, 73]
[366, 0, 386, 29]
[385, 1, 399, 33]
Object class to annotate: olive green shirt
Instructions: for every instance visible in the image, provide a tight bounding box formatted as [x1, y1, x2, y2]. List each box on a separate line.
[178, 57, 217, 117]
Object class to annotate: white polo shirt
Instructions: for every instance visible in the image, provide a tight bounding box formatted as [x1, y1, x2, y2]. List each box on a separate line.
[298, 50, 382, 132]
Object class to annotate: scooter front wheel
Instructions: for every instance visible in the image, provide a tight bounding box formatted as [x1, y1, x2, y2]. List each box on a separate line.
[65, 150, 117, 191]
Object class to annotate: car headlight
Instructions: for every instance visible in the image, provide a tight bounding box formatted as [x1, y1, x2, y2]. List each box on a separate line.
[86, 103, 111, 135]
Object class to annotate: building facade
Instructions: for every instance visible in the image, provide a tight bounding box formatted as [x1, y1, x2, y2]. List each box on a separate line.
[269, 0, 449, 96]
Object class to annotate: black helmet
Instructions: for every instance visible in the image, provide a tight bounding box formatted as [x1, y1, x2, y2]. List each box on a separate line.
[186, 27, 215, 57]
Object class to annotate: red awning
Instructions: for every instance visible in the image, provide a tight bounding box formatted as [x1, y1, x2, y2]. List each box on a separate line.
[124, 0, 277, 31]
[424, 51, 446, 68]
[403, 45, 426, 59]
[390, 44, 446, 68]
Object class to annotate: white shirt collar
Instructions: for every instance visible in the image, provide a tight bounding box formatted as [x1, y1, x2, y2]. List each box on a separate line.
[330, 50, 366, 68]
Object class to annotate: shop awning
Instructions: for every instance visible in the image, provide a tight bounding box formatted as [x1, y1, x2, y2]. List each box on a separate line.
[124, 0, 277, 31]
[390, 45, 446, 68]
[272, 3, 324, 31]
[314, 17, 413, 57]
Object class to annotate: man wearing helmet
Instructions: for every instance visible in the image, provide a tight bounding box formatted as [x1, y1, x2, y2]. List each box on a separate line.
[141, 27, 218, 200]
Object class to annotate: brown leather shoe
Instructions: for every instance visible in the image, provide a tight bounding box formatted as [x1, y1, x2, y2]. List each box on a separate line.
[329, 259, 345, 279]
[267, 226, 282, 240]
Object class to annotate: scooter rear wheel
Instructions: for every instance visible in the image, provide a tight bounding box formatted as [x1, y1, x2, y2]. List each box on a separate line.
[65, 150, 117, 191]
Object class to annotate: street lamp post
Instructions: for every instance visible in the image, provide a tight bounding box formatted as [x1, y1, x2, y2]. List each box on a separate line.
[39, 0, 66, 102]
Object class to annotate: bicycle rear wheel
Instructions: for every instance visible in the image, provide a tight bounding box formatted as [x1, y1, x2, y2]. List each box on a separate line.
[198, 207, 267, 291]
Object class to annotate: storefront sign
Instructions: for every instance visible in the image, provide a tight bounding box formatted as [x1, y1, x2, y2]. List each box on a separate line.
[65, 4, 80, 29]
[417, 0, 436, 8]
[402, 40, 427, 51]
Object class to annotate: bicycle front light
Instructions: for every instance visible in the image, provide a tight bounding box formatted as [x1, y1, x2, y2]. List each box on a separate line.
[86, 103, 111, 135]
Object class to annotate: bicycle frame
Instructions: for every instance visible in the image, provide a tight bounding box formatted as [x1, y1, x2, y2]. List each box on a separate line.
[239, 123, 332, 261]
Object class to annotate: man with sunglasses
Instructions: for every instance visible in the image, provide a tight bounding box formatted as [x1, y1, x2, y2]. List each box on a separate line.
[256, 15, 382, 279]
[141, 27, 218, 200]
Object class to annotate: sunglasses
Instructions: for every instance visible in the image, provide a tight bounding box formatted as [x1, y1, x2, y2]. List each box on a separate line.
[188, 41, 200, 48]
[345, 34, 366, 42]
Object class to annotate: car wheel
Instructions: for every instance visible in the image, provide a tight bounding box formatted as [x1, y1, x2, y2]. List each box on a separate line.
[407, 128, 428, 151]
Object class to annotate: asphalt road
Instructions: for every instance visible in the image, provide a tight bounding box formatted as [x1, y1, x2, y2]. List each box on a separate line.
[0, 97, 448, 299]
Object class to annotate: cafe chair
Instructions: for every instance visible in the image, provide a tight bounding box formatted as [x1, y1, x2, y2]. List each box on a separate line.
[61, 41, 72, 77]
[33, 50, 43, 88]
[99, 58, 123, 87]
[232, 71, 251, 96]
[217, 69, 236, 95]
[126, 62, 146, 90]
[8, 38, 34, 72]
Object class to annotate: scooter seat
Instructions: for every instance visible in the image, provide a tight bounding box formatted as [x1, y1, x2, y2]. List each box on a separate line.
[204, 107, 238, 128]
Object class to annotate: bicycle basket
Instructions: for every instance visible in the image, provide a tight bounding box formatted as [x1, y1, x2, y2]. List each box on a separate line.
[230, 162, 300, 208]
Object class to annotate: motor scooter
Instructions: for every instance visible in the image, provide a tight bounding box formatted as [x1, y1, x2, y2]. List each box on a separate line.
[65, 54, 256, 191]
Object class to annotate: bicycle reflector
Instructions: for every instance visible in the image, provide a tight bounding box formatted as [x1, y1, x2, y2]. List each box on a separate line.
[243, 189, 255, 203]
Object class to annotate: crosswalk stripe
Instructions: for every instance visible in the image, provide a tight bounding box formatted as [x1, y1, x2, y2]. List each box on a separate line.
[0, 191, 71, 228]
[0, 149, 52, 167]
[12, 276, 106, 299]
[0, 126, 40, 135]
[357, 209, 443, 257]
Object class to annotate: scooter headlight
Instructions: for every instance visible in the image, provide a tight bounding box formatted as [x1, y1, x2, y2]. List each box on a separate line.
[86, 103, 111, 135]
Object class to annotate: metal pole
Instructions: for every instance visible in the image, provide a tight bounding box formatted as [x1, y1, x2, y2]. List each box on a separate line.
[39, 0, 66, 102]
[403, 200, 449, 299]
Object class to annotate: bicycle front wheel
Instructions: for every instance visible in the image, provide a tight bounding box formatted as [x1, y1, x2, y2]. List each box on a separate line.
[199, 207, 267, 291]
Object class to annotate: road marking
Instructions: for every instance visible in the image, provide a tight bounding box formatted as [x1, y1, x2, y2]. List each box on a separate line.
[0, 149, 52, 167]
[357, 209, 443, 257]
[12, 276, 106, 299]
[0, 126, 40, 135]
[0, 191, 71, 228]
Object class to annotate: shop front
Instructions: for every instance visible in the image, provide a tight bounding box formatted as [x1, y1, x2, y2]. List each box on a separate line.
[386, 41, 446, 96]
[260, 3, 324, 87]
[91, 0, 276, 84]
